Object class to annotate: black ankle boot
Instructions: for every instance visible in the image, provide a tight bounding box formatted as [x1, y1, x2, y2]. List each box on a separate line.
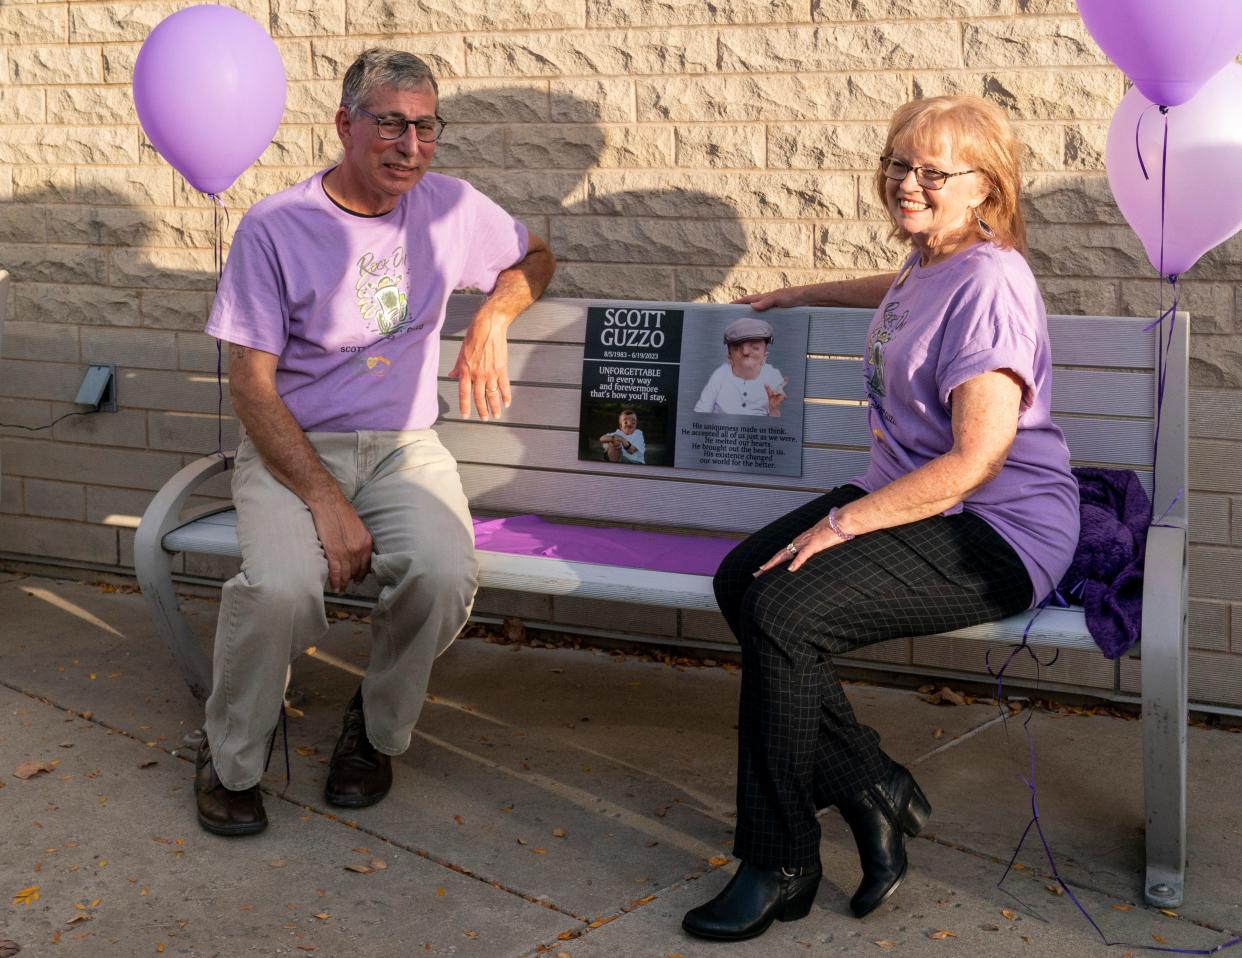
[682, 860, 821, 941]
[837, 763, 931, 918]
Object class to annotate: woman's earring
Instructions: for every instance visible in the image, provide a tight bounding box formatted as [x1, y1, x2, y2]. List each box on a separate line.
[975, 210, 995, 240]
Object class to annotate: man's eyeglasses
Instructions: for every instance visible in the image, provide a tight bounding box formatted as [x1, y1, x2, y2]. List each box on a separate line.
[357, 107, 447, 143]
[880, 156, 975, 191]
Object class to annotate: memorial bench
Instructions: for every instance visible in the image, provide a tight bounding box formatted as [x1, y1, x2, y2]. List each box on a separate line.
[135, 294, 1190, 908]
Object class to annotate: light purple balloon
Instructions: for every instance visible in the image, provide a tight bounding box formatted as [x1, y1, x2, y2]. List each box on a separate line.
[1078, 0, 1242, 107]
[1106, 63, 1242, 277]
[133, 5, 286, 195]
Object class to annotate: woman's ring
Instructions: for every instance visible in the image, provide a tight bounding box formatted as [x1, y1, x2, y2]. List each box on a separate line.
[785, 543, 799, 556]
[486, 387, 500, 393]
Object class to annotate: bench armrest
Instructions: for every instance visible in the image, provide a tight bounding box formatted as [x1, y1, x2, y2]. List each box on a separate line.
[134, 452, 233, 703]
[135, 453, 234, 555]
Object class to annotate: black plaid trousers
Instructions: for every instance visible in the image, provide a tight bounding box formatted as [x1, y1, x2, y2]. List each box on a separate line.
[716, 485, 1033, 869]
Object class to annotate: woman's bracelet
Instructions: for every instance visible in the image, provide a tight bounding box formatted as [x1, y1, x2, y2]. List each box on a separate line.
[827, 506, 856, 542]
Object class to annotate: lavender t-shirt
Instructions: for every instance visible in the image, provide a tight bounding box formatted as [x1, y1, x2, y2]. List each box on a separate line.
[206, 170, 529, 432]
[853, 243, 1079, 607]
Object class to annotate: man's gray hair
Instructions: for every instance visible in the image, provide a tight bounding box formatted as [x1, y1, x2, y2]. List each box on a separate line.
[340, 48, 438, 115]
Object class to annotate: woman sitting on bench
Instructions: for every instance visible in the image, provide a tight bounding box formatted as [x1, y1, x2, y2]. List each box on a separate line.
[682, 95, 1079, 941]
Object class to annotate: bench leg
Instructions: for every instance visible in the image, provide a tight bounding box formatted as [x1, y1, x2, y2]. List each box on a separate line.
[1140, 524, 1189, 908]
[134, 543, 213, 704]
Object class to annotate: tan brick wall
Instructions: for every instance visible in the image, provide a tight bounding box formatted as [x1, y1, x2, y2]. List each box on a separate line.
[2, 1, 1239, 705]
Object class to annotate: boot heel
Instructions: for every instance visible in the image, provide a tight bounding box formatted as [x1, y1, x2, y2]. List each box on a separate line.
[902, 781, 931, 837]
[778, 875, 819, 922]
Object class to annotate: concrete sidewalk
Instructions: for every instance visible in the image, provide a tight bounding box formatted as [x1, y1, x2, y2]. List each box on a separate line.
[1, 569, 1240, 957]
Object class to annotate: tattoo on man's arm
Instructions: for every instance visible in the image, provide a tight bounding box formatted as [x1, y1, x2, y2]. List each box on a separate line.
[229, 343, 249, 361]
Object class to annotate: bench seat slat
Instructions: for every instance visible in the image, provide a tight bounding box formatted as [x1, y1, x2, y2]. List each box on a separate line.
[161, 508, 1095, 651]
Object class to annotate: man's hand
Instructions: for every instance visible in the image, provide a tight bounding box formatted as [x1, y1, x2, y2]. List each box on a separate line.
[766, 378, 789, 417]
[309, 494, 373, 593]
[450, 231, 555, 421]
[450, 317, 510, 421]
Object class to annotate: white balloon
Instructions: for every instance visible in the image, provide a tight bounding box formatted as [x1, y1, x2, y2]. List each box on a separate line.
[1105, 62, 1242, 277]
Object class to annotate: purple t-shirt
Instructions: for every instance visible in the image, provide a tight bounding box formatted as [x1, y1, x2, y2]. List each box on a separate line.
[853, 242, 1079, 607]
[206, 169, 529, 432]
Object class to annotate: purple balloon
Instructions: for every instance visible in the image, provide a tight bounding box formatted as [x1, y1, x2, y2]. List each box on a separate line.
[1078, 0, 1242, 107]
[133, 5, 286, 195]
[1106, 63, 1242, 277]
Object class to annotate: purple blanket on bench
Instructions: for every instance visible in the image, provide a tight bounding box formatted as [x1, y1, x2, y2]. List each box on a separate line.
[472, 514, 740, 578]
[1057, 467, 1152, 659]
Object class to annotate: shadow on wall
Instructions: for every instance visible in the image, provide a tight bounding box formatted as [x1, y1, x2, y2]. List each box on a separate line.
[1020, 171, 1242, 387]
[432, 86, 749, 303]
[0, 179, 243, 547]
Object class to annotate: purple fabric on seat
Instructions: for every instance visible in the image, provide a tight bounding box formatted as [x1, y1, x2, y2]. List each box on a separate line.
[1056, 467, 1152, 659]
[472, 514, 739, 577]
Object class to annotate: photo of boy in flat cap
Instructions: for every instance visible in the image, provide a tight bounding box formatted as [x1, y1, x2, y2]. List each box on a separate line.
[693, 317, 789, 417]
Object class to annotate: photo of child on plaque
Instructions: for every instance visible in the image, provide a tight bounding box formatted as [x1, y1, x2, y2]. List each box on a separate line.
[580, 399, 670, 466]
[694, 317, 788, 417]
[674, 309, 809, 477]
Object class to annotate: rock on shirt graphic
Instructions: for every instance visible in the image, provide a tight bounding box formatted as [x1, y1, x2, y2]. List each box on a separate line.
[356, 246, 410, 336]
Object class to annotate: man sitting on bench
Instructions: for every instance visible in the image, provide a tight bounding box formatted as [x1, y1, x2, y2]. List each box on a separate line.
[194, 47, 555, 836]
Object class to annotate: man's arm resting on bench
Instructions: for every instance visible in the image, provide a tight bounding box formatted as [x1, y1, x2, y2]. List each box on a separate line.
[227, 342, 372, 593]
[451, 231, 556, 420]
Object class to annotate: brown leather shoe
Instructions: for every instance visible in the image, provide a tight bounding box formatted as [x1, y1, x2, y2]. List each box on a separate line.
[194, 737, 267, 836]
[324, 688, 392, 808]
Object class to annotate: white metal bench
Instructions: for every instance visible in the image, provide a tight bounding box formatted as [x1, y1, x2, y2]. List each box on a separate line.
[135, 294, 1189, 908]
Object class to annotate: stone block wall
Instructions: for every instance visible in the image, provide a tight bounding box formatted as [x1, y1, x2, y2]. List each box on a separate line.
[2, 1, 1239, 706]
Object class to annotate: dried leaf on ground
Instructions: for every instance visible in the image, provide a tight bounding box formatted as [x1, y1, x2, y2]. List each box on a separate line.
[0, 939, 19, 957]
[874, 941, 896, 950]
[708, 856, 729, 867]
[503, 617, 526, 643]
[1159, 908, 1179, 918]
[587, 916, 618, 930]
[1112, 903, 1134, 911]
[269, 859, 288, 869]
[14, 760, 59, 780]
[66, 915, 92, 925]
[932, 728, 944, 739]
[344, 864, 373, 874]
[436, 887, 445, 897]
[1001, 908, 1017, 921]
[369, 859, 387, 871]
[928, 929, 956, 940]
[138, 759, 158, 769]
[12, 886, 40, 906]
[1153, 934, 1168, 944]
[464, 931, 480, 940]
[921, 686, 967, 707]
[1046, 882, 1064, 896]
[552, 828, 566, 838]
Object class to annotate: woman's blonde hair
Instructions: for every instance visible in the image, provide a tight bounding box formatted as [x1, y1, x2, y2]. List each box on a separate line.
[875, 95, 1026, 254]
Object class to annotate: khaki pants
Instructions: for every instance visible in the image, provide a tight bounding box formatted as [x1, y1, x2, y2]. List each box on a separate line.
[204, 430, 478, 790]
